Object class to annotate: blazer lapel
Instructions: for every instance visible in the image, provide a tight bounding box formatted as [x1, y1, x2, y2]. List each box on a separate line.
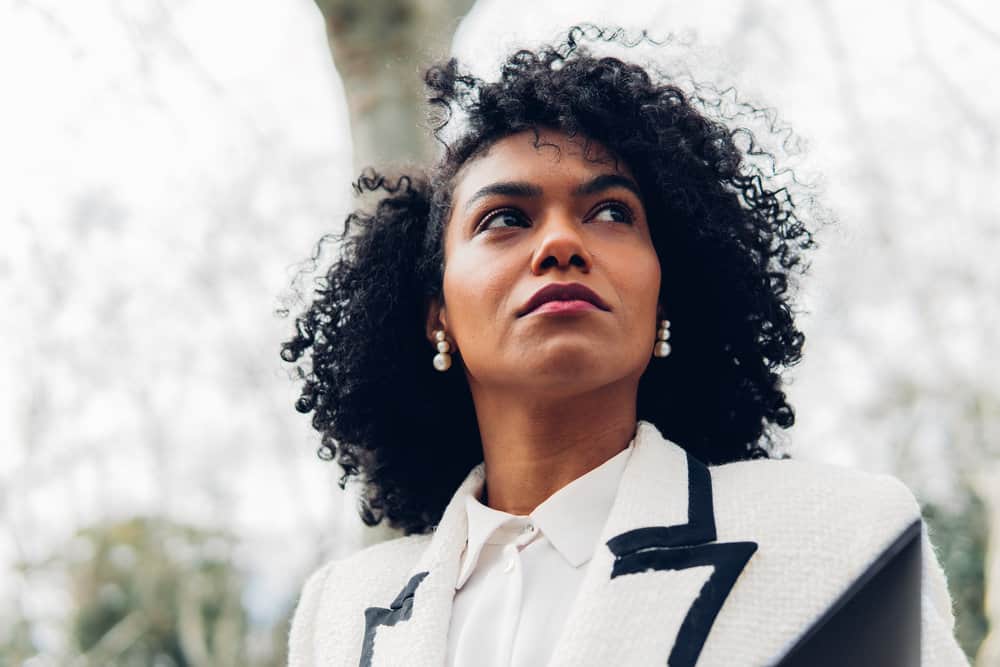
[547, 421, 758, 667]
[361, 461, 486, 667]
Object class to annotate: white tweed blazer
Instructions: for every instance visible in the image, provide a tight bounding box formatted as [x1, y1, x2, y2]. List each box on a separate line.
[288, 420, 969, 667]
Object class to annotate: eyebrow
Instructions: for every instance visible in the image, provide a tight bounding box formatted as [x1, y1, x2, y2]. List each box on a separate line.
[463, 173, 643, 213]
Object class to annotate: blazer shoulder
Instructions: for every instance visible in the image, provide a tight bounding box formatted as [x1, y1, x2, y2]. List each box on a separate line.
[287, 532, 432, 665]
[300, 530, 433, 598]
[711, 456, 921, 516]
[339, 531, 434, 571]
[708, 456, 923, 559]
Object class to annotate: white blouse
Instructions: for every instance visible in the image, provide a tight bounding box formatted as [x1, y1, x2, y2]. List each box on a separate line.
[446, 442, 635, 667]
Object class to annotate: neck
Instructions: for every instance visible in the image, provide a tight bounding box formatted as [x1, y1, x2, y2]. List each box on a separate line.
[469, 378, 639, 515]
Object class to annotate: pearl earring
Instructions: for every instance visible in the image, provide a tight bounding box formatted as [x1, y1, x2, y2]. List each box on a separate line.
[653, 319, 672, 358]
[432, 330, 452, 371]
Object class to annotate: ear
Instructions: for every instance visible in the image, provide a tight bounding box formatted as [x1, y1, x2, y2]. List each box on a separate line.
[424, 296, 450, 346]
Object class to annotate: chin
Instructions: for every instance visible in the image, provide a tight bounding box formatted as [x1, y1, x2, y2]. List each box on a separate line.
[521, 351, 617, 386]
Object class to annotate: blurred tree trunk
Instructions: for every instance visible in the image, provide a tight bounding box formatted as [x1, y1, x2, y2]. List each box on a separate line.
[315, 0, 475, 173]
[313, 0, 474, 547]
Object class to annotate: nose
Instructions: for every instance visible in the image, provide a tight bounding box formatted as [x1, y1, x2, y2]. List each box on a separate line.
[530, 210, 594, 275]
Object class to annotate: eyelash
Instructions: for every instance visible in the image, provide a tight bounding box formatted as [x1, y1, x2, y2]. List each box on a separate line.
[477, 201, 635, 233]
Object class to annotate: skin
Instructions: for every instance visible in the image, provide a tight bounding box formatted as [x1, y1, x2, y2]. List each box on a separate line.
[424, 127, 664, 515]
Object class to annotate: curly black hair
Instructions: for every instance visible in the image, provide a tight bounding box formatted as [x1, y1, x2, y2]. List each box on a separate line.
[279, 26, 820, 536]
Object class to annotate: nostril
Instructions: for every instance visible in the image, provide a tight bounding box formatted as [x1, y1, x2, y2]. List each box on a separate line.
[540, 254, 586, 269]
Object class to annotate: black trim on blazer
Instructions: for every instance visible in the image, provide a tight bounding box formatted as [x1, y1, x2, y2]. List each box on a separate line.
[607, 451, 717, 551]
[359, 571, 429, 667]
[606, 452, 758, 667]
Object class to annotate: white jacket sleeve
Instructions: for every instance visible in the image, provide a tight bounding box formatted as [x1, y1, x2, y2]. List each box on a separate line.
[920, 519, 971, 666]
[288, 559, 338, 667]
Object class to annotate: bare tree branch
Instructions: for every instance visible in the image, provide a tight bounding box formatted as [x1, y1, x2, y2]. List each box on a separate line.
[909, 1, 998, 157]
[936, 0, 1000, 49]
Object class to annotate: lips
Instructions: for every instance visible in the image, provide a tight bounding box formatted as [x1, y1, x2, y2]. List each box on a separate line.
[517, 282, 611, 317]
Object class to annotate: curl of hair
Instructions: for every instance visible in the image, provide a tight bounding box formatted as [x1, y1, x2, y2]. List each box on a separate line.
[280, 25, 819, 535]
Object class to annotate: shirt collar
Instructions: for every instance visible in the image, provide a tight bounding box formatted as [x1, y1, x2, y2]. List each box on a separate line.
[456, 440, 635, 589]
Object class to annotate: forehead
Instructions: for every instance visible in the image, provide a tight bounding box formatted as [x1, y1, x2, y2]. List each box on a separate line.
[450, 128, 634, 202]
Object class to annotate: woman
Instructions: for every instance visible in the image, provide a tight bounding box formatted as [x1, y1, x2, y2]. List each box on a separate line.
[282, 27, 968, 667]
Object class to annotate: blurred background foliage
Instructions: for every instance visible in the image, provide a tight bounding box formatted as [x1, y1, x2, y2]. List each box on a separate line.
[4, 518, 293, 666]
[2, 0, 996, 664]
[923, 488, 989, 659]
[66, 519, 253, 666]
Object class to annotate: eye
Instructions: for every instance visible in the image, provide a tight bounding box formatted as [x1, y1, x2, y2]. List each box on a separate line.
[478, 208, 529, 232]
[590, 201, 634, 224]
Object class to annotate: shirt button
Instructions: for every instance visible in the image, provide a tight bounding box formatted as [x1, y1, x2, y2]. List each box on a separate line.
[503, 558, 515, 573]
[525, 523, 535, 533]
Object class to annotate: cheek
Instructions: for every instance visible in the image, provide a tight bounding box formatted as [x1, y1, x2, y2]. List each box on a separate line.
[442, 251, 511, 342]
[646, 251, 662, 306]
[623, 249, 661, 356]
[624, 246, 662, 312]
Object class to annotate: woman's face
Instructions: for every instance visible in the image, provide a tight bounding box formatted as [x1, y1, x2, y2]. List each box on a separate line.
[427, 127, 662, 400]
